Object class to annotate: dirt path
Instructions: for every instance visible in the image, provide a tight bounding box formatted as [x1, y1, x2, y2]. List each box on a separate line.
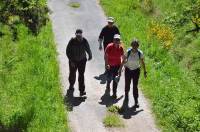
[48, 0, 159, 132]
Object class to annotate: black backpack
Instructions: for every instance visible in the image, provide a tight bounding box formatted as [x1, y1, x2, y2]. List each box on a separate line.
[127, 48, 141, 60]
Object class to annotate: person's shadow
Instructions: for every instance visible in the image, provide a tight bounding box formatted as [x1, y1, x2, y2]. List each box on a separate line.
[118, 98, 144, 119]
[99, 88, 123, 107]
[94, 73, 107, 84]
[64, 88, 87, 111]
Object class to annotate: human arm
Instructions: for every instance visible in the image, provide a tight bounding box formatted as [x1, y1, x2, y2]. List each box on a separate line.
[84, 39, 92, 61]
[118, 55, 127, 76]
[140, 58, 147, 78]
[117, 46, 125, 76]
[98, 28, 105, 50]
[66, 38, 73, 59]
[66, 38, 75, 67]
[104, 46, 110, 69]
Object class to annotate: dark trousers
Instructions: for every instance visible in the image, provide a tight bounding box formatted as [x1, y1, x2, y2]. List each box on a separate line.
[107, 65, 120, 94]
[68, 59, 87, 92]
[125, 67, 140, 101]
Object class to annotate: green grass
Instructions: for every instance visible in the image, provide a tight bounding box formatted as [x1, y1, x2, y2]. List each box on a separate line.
[68, 2, 80, 8]
[103, 113, 124, 127]
[103, 105, 124, 127]
[0, 22, 69, 131]
[100, 0, 200, 131]
[107, 105, 120, 114]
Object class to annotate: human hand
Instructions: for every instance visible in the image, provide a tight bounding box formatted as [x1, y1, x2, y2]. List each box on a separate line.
[99, 45, 103, 51]
[98, 39, 103, 51]
[88, 56, 92, 61]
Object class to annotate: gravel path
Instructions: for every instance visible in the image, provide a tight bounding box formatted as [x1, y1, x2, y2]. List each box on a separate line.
[48, 0, 159, 132]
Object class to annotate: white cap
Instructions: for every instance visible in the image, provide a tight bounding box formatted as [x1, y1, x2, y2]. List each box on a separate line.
[107, 17, 114, 23]
[114, 34, 120, 39]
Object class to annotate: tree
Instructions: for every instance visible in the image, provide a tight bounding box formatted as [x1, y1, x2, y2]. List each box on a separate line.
[0, 0, 49, 40]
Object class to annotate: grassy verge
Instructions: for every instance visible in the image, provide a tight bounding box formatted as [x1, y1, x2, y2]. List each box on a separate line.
[103, 105, 124, 127]
[100, 0, 200, 131]
[0, 22, 68, 131]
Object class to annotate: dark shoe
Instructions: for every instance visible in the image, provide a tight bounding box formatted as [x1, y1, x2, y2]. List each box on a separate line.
[80, 91, 86, 96]
[112, 94, 117, 99]
[69, 85, 74, 91]
[134, 102, 140, 108]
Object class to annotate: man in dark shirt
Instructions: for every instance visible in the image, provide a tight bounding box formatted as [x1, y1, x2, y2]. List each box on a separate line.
[66, 29, 92, 96]
[98, 17, 120, 51]
[98, 17, 120, 72]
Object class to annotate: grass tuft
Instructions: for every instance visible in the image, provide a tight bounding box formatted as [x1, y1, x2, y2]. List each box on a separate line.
[107, 105, 120, 114]
[103, 113, 124, 127]
[68, 2, 80, 8]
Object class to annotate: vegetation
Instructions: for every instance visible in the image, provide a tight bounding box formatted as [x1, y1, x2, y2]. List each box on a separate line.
[0, 0, 49, 40]
[68, 2, 81, 8]
[0, 0, 68, 131]
[103, 114, 124, 127]
[107, 105, 120, 114]
[103, 105, 124, 127]
[100, 0, 200, 131]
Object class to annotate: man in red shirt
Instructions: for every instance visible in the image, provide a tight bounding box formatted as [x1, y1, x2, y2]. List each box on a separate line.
[105, 34, 124, 99]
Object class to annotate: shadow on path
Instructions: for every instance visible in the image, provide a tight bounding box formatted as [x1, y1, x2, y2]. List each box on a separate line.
[119, 99, 144, 119]
[64, 89, 87, 111]
[99, 88, 123, 107]
[94, 73, 107, 84]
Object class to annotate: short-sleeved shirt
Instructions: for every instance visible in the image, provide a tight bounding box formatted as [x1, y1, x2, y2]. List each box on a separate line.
[124, 49, 144, 70]
[105, 43, 124, 66]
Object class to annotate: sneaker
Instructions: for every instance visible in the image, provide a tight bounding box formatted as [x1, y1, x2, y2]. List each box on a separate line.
[80, 91, 86, 96]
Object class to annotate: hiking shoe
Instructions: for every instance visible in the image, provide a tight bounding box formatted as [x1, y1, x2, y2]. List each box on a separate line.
[80, 91, 86, 96]
[134, 103, 140, 108]
[69, 85, 74, 91]
[112, 94, 117, 99]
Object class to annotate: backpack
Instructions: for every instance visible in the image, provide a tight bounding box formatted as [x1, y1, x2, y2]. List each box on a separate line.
[127, 48, 141, 60]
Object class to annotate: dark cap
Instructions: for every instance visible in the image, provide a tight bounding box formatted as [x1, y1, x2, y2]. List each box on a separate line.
[75, 29, 83, 34]
[131, 38, 139, 46]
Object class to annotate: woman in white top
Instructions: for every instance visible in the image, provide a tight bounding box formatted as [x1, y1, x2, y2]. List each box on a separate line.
[118, 39, 147, 108]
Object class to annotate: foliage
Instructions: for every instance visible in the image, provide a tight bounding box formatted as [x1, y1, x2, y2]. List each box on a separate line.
[139, 0, 154, 13]
[103, 113, 124, 127]
[107, 105, 120, 114]
[0, 15, 68, 132]
[163, 0, 200, 32]
[148, 21, 174, 49]
[100, 0, 200, 131]
[0, 0, 49, 39]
